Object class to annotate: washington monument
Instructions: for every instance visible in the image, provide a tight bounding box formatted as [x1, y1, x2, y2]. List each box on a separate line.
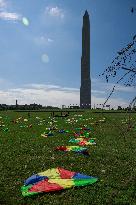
[80, 10, 91, 109]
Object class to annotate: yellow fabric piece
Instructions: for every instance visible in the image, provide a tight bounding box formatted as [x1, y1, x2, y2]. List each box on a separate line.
[66, 146, 79, 150]
[66, 147, 71, 151]
[39, 168, 60, 179]
[76, 137, 84, 140]
[48, 179, 74, 188]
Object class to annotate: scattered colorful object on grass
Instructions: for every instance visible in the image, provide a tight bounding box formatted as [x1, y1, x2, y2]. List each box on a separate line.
[41, 131, 54, 137]
[69, 138, 96, 146]
[75, 128, 82, 131]
[3, 127, 9, 132]
[58, 129, 65, 133]
[55, 146, 89, 156]
[20, 125, 27, 128]
[74, 131, 91, 138]
[74, 133, 80, 137]
[46, 128, 51, 130]
[58, 129, 70, 133]
[21, 167, 98, 197]
[0, 122, 5, 127]
[65, 130, 70, 133]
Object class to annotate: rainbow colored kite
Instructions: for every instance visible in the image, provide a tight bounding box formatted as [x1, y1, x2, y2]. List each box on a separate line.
[74, 131, 91, 138]
[69, 138, 96, 146]
[75, 127, 92, 131]
[55, 146, 89, 156]
[21, 167, 98, 197]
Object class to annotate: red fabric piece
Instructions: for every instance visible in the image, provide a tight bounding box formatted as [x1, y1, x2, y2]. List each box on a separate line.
[58, 167, 76, 179]
[80, 131, 84, 134]
[55, 146, 67, 151]
[74, 133, 79, 137]
[79, 141, 86, 146]
[29, 178, 63, 193]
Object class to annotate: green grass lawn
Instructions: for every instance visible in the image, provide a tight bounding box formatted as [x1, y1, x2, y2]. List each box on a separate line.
[0, 110, 136, 205]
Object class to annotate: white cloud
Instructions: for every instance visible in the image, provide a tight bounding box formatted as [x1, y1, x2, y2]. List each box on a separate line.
[48, 38, 53, 42]
[92, 90, 105, 94]
[24, 83, 79, 92]
[34, 36, 54, 46]
[92, 77, 135, 93]
[0, 0, 23, 22]
[0, 81, 131, 109]
[2, 85, 79, 107]
[114, 84, 136, 92]
[0, 0, 7, 10]
[0, 11, 21, 20]
[45, 6, 64, 19]
[0, 77, 133, 108]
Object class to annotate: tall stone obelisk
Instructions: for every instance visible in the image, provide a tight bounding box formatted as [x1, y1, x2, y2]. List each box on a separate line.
[80, 10, 91, 109]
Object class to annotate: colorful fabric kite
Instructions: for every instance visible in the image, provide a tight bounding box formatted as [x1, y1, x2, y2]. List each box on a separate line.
[74, 131, 91, 138]
[54, 146, 89, 156]
[69, 138, 96, 146]
[75, 127, 92, 131]
[21, 167, 98, 197]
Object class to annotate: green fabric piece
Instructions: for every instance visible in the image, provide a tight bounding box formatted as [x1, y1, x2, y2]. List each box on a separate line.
[89, 139, 95, 143]
[3, 128, 8, 132]
[21, 185, 38, 197]
[75, 128, 82, 130]
[74, 178, 98, 186]
[20, 125, 26, 128]
[84, 133, 90, 137]
[71, 146, 86, 152]
[69, 139, 80, 143]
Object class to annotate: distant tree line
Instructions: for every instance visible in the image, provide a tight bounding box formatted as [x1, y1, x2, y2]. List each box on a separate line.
[0, 104, 60, 111]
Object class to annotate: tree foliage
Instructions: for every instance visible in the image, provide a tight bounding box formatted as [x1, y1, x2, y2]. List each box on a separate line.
[99, 35, 136, 107]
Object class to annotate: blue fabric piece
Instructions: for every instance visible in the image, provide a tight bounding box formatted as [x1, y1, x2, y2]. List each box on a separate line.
[59, 129, 65, 133]
[73, 173, 93, 179]
[24, 174, 48, 186]
[75, 151, 90, 157]
[48, 133, 54, 136]
[75, 148, 87, 153]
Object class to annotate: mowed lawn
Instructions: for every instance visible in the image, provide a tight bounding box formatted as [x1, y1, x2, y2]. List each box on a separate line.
[0, 110, 136, 205]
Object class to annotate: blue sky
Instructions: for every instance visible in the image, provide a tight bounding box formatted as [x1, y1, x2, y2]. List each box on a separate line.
[0, 0, 135, 108]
